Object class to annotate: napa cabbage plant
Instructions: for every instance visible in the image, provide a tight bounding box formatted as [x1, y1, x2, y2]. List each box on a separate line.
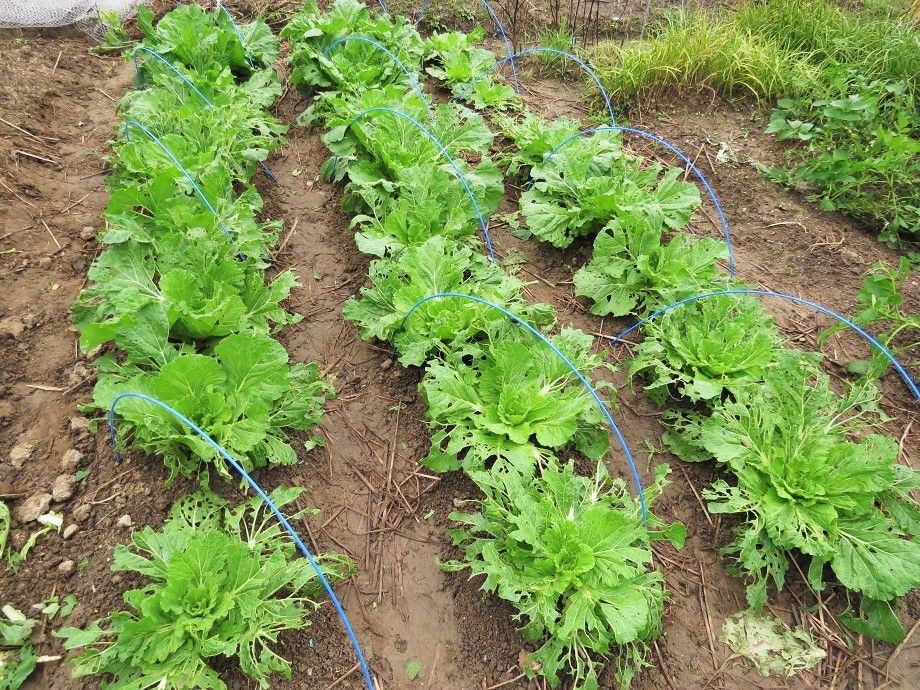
[695, 352, 920, 626]
[443, 461, 685, 689]
[56, 489, 352, 689]
[420, 326, 610, 472]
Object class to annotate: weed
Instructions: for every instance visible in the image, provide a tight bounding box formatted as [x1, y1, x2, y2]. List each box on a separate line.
[587, 10, 817, 103]
[735, 0, 920, 96]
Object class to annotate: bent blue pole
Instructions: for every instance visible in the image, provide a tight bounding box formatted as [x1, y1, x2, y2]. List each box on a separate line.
[542, 126, 735, 275]
[107, 393, 374, 690]
[415, 0, 517, 91]
[122, 120, 236, 247]
[323, 36, 434, 122]
[453, 47, 614, 126]
[609, 289, 920, 400]
[344, 107, 495, 261]
[132, 46, 212, 103]
[130, 47, 277, 182]
[398, 292, 648, 526]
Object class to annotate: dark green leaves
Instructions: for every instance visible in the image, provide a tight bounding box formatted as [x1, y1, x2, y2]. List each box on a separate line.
[763, 69, 920, 244]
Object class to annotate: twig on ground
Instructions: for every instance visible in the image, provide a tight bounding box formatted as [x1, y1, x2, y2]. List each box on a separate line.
[653, 641, 677, 690]
[59, 191, 93, 214]
[698, 560, 719, 670]
[322, 662, 360, 690]
[41, 219, 62, 250]
[886, 618, 920, 671]
[0, 179, 40, 210]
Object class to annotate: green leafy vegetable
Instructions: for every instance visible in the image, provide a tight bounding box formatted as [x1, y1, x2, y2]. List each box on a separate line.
[56, 489, 352, 689]
[118, 78, 287, 183]
[628, 292, 782, 404]
[136, 4, 279, 81]
[443, 461, 684, 689]
[695, 351, 920, 616]
[573, 213, 726, 317]
[420, 326, 610, 473]
[424, 28, 519, 110]
[343, 236, 555, 366]
[351, 165, 483, 257]
[94, 331, 333, 481]
[521, 134, 701, 248]
[322, 99, 502, 216]
[493, 110, 582, 179]
[283, 0, 424, 93]
[73, 237, 301, 352]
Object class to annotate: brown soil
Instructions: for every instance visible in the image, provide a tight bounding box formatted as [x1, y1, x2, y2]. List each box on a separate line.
[0, 16, 917, 690]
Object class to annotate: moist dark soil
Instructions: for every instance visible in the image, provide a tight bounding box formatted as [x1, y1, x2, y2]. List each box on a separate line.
[1, 14, 917, 690]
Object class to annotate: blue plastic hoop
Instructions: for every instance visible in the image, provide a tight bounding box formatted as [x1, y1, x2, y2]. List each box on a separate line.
[398, 292, 648, 525]
[539, 125, 735, 275]
[106, 392, 374, 690]
[609, 289, 919, 400]
[453, 47, 614, 125]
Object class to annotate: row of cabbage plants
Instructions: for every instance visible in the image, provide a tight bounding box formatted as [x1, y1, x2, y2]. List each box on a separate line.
[497, 42, 920, 647]
[56, 6, 352, 688]
[283, 1, 688, 687]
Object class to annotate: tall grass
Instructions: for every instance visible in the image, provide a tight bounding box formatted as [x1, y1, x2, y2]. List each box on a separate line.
[587, 10, 817, 102]
[735, 0, 920, 96]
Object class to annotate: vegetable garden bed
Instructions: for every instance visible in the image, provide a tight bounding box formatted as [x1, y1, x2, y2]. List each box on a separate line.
[0, 1, 917, 689]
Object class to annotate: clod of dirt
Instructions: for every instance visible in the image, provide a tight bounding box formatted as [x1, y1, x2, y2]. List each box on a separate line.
[0, 317, 25, 339]
[62, 524, 79, 540]
[0, 400, 13, 422]
[13, 492, 52, 523]
[116, 514, 132, 528]
[57, 559, 75, 576]
[60, 448, 83, 472]
[79, 226, 95, 240]
[69, 416, 91, 439]
[381, 358, 393, 370]
[8, 442, 33, 467]
[67, 363, 92, 387]
[72, 503, 91, 523]
[52, 474, 77, 502]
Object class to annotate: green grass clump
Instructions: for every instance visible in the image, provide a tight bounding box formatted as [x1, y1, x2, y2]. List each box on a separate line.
[587, 10, 817, 102]
[735, 0, 920, 96]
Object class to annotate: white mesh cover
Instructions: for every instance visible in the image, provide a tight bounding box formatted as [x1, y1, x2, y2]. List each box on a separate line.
[0, 0, 142, 28]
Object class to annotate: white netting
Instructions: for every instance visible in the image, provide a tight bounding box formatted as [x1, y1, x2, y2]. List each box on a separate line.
[0, 0, 142, 28]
